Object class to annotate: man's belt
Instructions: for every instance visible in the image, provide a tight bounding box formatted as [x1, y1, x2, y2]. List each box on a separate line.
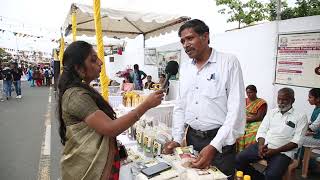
[188, 126, 220, 138]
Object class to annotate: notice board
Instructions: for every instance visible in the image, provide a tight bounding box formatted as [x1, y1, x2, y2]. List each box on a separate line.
[275, 32, 320, 88]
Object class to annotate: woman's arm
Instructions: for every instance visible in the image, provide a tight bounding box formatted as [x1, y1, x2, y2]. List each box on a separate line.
[85, 90, 164, 137]
[309, 114, 320, 132]
[246, 103, 267, 122]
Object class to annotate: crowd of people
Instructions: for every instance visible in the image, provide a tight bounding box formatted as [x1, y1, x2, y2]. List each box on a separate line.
[26, 66, 53, 87]
[55, 19, 319, 180]
[0, 61, 54, 101]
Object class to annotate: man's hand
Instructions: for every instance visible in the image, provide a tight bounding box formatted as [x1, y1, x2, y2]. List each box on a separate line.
[264, 148, 280, 158]
[258, 144, 268, 158]
[191, 145, 216, 169]
[162, 141, 180, 154]
[305, 130, 316, 136]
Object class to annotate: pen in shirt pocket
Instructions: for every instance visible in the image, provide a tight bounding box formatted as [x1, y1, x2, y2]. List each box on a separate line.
[207, 73, 215, 81]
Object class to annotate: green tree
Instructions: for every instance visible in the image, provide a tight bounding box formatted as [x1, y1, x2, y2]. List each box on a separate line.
[216, 0, 267, 28]
[267, 0, 291, 20]
[0, 48, 12, 63]
[295, 0, 320, 17]
[267, 0, 320, 20]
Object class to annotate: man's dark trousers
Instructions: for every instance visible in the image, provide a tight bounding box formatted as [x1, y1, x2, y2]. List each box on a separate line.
[235, 143, 291, 180]
[186, 126, 236, 180]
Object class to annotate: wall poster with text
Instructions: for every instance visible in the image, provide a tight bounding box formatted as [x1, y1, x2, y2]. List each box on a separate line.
[275, 32, 320, 88]
[144, 48, 157, 65]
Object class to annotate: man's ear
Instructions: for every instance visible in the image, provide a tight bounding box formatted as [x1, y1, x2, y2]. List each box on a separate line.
[201, 32, 210, 44]
[292, 98, 295, 104]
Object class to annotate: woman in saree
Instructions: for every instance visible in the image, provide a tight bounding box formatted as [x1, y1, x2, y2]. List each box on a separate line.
[237, 85, 267, 152]
[57, 41, 164, 180]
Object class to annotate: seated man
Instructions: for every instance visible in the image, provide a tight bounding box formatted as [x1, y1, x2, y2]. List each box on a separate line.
[235, 87, 308, 180]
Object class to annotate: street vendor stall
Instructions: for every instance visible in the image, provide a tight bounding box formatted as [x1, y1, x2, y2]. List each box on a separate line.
[61, 3, 226, 179]
[62, 2, 190, 99]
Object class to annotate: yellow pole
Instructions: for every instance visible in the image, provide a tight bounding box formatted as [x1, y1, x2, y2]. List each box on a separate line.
[71, 5, 77, 42]
[93, 0, 109, 99]
[59, 35, 65, 73]
[53, 49, 58, 60]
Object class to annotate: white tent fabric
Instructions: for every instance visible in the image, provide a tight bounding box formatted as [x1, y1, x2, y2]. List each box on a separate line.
[64, 35, 125, 46]
[63, 3, 190, 40]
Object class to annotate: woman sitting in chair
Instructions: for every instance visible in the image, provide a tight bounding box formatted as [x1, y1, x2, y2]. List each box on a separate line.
[237, 85, 267, 152]
[300, 88, 320, 175]
[120, 76, 134, 92]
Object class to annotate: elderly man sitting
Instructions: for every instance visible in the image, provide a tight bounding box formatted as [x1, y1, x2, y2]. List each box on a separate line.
[235, 87, 308, 180]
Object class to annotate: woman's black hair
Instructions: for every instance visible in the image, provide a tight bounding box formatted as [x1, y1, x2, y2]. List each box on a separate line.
[309, 88, 320, 99]
[246, 85, 257, 93]
[57, 41, 116, 145]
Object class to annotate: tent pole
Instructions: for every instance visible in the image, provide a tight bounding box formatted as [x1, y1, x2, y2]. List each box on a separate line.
[143, 34, 145, 48]
[71, 4, 77, 41]
[59, 28, 65, 74]
[93, 0, 109, 99]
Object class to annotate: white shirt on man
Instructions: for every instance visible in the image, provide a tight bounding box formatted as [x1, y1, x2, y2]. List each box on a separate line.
[256, 107, 308, 159]
[172, 48, 245, 153]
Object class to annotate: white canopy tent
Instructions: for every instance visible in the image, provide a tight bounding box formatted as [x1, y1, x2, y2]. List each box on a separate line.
[61, 2, 190, 99]
[63, 3, 190, 40]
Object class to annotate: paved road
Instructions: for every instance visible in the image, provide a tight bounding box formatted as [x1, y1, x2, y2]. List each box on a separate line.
[0, 82, 61, 180]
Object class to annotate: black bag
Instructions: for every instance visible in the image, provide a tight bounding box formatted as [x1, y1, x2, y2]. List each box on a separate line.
[3, 69, 12, 81]
[117, 141, 128, 160]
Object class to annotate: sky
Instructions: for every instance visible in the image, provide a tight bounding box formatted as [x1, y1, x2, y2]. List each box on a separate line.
[0, 0, 297, 52]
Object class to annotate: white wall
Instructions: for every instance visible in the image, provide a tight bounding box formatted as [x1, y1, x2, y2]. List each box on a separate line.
[213, 15, 320, 117]
[105, 35, 158, 84]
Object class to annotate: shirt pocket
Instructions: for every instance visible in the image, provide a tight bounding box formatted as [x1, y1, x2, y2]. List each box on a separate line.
[280, 123, 295, 137]
[201, 80, 225, 99]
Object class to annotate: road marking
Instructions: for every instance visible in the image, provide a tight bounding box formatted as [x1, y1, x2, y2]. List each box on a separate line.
[43, 125, 51, 156]
[37, 87, 52, 180]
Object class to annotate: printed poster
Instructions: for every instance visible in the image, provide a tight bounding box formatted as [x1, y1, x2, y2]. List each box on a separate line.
[275, 32, 320, 88]
[144, 48, 157, 65]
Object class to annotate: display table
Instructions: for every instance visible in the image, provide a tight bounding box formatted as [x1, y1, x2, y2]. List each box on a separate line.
[109, 95, 123, 108]
[118, 135, 228, 180]
[115, 100, 175, 128]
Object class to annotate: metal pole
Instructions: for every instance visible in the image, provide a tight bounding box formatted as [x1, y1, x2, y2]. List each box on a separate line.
[276, 0, 281, 21]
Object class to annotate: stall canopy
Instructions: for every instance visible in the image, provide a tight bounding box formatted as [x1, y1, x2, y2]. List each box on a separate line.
[63, 3, 191, 40]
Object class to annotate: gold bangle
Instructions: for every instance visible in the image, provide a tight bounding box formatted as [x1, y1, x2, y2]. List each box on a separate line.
[131, 109, 140, 120]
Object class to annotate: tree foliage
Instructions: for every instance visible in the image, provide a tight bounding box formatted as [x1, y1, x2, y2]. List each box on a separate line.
[268, 0, 320, 20]
[216, 0, 267, 28]
[217, 0, 320, 29]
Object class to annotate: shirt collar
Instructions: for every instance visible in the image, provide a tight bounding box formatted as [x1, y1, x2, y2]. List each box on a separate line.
[276, 107, 294, 114]
[191, 48, 216, 65]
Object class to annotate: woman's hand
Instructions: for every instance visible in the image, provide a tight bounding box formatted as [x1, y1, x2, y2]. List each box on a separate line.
[142, 90, 165, 109]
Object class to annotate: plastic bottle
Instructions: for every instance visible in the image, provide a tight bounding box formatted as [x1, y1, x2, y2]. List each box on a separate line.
[135, 125, 144, 152]
[236, 171, 243, 180]
[143, 126, 155, 157]
[243, 175, 251, 180]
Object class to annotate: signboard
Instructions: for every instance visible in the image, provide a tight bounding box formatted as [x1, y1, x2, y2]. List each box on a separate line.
[275, 32, 320, 88]
[144, 48, 157, 65]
